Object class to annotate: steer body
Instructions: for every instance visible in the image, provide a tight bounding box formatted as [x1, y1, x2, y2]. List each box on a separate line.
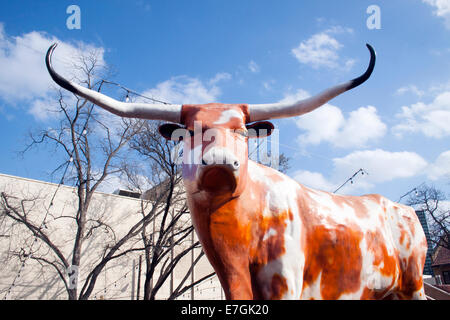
[190, 162, 427, 300]
[180, 103, 427, 300]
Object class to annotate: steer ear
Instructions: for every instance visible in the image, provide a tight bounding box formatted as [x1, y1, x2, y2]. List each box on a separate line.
[246, 121, 274, 138]
[158, 123, 187, 141]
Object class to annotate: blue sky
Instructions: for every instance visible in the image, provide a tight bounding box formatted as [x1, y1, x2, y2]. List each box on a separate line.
[0, 0, 449, 202]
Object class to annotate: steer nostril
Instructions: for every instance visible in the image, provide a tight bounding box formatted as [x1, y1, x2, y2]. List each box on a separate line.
[202, 159, 208, 166]
[233, 161, 240, 168]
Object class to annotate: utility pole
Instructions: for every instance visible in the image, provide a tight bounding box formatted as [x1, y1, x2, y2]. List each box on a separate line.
[170, 210, 174, 295]
[137, 255, 142, 300]
[191, 230, 195, 300]
[333, 168, 368, 194]
[131, 259, 136, 300]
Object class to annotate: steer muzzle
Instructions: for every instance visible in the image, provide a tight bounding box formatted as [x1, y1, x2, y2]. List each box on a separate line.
[197, 147, 240, 193]
[201, 147, 240, 169]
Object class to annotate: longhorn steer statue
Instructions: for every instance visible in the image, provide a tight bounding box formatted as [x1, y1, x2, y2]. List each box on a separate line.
[46, 43, 427, 300]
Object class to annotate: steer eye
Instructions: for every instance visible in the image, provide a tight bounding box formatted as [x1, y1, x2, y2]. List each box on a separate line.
[233, 128, 248, 137]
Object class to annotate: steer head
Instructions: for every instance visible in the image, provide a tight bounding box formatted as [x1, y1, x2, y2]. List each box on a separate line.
[158, 103, 274, 199]
[45, 43, 375, 200]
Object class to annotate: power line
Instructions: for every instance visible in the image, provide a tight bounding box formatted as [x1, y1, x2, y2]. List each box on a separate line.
[101, 80, 170, 105]
[92, 266, 135, 299]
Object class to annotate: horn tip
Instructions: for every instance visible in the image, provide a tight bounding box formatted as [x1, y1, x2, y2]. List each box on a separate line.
[365, 43, 376, 57]
[47, 43, 58, 55]
[346, 43, 376, 90]
[46, 43, 58, 63]
[45, 42, 80, 95]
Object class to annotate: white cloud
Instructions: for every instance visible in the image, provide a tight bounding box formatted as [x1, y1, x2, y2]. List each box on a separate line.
[295, 103, 344, 145]
[423, 0, 450, 28]
[28, 95, 65, 121]
[429, 80, 450, 93]
[393, 91, 450, 138]
[294, 149, 429, 195]
[208, 72, 232, 85]
[96, 174, 128, 194]
[295, 148, 450, 195]
[291, 26, 354, 69]
[396, 85, 425, 97]
[278, 88, 310, 104]
[262, 79, 275, 91]
[344, 58, 356, 70]
[292, 170, 336, 192]
[293, 101, 386, 148]
[427, 150, 450, 180]
[94, 172, 137, 194]
[336, 106, 387, 148]
[292, 33, 342, 69]
[142, 74, 226, 104]
[333, 149, 428, 183]
[248, 60, 260, 73]
[279, 88, 386, 148]
[324, 25, 354, 35]
[0, 24, 105, 120]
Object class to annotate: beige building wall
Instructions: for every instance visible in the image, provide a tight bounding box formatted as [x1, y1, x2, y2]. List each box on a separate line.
[0, 173, 224, 300]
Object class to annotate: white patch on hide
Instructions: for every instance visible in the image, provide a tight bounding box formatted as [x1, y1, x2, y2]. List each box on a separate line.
[213, 109, 242, 125]
[263, 228, 277, 241]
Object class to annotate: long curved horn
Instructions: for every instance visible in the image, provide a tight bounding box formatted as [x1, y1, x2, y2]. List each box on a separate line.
[46, 43, 182, 123]
[248, 44, 376, 122]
